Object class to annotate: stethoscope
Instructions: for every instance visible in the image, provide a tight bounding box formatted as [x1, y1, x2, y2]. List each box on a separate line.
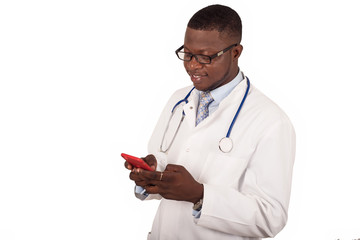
[160, 76, 250, 153]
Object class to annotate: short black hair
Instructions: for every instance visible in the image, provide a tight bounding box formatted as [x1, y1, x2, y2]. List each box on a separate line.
[187, 4, 242, 43]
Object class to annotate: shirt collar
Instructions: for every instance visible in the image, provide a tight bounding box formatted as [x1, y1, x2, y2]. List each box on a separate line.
[196, 69, 244, 104]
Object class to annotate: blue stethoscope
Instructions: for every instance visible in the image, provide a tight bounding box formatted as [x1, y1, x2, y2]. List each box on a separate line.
[159, 76, 250, 153]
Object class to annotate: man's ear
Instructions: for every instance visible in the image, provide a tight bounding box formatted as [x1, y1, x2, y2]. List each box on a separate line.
[233, 44, 243, 60]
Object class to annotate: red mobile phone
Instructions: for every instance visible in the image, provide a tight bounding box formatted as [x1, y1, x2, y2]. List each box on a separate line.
[121, 153, 154, 171]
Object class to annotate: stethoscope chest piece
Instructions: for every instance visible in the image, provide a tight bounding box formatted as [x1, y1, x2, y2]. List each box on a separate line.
[219, 137, 233, 153]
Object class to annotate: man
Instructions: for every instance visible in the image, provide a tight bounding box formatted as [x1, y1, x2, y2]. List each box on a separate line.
[125, 4, 296, 240]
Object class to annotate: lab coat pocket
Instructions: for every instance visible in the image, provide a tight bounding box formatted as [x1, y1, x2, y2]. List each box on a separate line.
[198, 152, 249, 188]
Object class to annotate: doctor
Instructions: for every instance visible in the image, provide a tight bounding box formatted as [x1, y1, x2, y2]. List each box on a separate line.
[125, 4, 296, 240]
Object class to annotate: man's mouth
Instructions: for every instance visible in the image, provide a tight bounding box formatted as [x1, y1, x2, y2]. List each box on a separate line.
[190, 73, 206, 83]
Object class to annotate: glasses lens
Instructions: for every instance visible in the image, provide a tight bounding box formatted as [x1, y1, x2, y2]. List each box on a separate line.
[177, 51, 192, 61]
[176, 50, 211, 64]
[196, 55, 211, 64]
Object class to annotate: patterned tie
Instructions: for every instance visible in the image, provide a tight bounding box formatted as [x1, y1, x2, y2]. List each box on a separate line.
[196, 91, 214, 126]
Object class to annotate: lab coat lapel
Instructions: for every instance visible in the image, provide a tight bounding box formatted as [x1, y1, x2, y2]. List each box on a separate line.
[183, 91, 198, 128]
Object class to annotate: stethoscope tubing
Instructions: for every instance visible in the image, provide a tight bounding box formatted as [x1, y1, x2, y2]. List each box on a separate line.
[171, 87, 195, 113]
[226, 77, 250, 138]
[160, 77, 250, 153]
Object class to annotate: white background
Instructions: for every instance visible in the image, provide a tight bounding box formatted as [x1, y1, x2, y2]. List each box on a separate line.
[1, 0, 359, 239]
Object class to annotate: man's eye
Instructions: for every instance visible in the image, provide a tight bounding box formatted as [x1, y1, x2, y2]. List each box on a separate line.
[183, 53, 192, 59]
[198, 55, 209, 61]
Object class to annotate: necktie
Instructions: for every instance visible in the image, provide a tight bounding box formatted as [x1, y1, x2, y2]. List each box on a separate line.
[196, 92, 214, 126]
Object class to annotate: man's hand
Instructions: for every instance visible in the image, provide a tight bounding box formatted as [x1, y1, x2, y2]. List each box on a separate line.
[125, 154, 157, 185]
[124, 154, 157, 171]
[130, 164, 203, 204]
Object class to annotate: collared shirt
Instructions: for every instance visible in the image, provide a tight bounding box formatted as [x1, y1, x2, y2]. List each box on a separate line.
[196, 69, 244, 115]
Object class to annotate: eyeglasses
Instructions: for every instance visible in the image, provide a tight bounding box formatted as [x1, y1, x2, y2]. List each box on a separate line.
[175, 44, 237, 64]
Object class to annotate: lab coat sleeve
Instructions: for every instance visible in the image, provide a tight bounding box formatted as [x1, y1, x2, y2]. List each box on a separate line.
[195, 118, 296, 238]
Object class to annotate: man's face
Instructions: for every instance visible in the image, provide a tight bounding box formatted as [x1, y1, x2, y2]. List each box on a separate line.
[183, 27, 242, 91]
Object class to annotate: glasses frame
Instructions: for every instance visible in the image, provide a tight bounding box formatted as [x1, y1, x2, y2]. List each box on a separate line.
[175, 43, 238, 64]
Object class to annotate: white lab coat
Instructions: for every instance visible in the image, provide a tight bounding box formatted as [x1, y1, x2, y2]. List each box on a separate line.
[145, 79, 296, 240]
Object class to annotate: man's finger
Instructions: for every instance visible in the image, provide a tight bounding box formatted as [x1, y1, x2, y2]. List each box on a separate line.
[145, 185, 160, 194]
[124, 161, 133, 170]
[164, 164, 184, 172]
[130, 171, 149, 181]
[143, 154, 157, 170]
[141, 170, 163, 181]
